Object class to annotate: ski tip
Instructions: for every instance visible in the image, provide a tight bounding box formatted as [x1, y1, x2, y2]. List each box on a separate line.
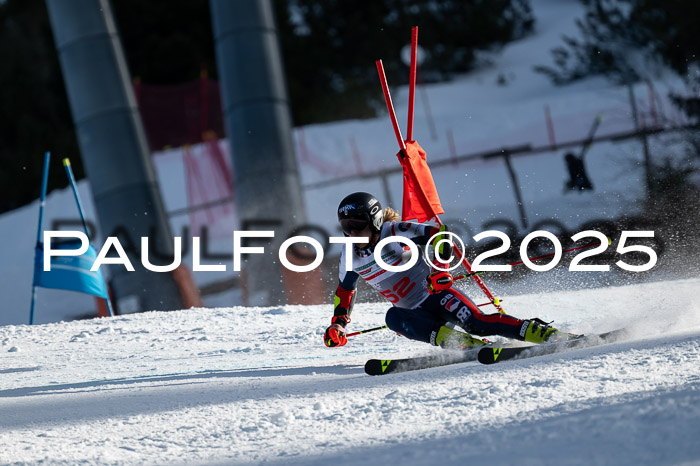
[364, 359, 394, 376]
[477, 347, 499, 365]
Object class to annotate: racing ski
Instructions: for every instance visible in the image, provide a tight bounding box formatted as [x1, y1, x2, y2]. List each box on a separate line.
[364, 347, 483, 376]
[477, 328, 629, 365]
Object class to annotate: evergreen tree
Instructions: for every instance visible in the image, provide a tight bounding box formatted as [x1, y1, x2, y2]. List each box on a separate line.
[110, 0, 217, 85]
[0, 0, 81, 212]
[535, 0, 700, 93]
[276, 0, 534, 124]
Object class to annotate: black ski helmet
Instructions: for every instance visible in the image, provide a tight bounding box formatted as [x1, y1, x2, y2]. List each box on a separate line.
[337, 192, 383, 235]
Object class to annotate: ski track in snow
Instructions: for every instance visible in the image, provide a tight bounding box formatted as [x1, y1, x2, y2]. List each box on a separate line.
[1, 278, 699, 465]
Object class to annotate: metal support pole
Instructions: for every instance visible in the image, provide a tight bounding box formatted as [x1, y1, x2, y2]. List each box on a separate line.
[503, 152, 528, 230]
[628, 82, 653, 198]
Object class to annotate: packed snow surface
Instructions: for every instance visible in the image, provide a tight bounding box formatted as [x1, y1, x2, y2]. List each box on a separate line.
[2, 277, 699, 465]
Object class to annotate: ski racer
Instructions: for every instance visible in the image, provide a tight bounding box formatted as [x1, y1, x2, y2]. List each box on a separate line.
[324, 191, 573, 349]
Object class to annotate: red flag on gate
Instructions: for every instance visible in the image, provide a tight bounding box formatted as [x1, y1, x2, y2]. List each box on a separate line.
[397, 140, 444, 222]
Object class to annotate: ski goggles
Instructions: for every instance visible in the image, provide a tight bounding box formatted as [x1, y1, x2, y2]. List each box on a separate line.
[339, 218, 369, 235]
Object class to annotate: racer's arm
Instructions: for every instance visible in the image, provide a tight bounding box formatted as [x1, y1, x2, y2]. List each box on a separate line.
[324, 256, 360, 347]
[333, 281, 357, 317]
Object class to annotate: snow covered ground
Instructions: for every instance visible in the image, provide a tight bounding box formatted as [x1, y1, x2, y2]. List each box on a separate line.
[2, 1, 699, 463]
[2, 277, 699, 465]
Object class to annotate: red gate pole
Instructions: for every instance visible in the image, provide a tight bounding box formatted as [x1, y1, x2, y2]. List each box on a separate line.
[406, 26, 418, 141]
[376, 59, 506, 314]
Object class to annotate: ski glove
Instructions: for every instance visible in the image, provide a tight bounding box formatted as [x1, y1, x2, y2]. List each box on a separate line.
[426, 270, 453, 294]
[324, 315, 350, 347]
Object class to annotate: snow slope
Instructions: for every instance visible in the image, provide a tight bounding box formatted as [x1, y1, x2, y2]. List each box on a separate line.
[1, 277, 699, 465]
[2, 1, 699, 462]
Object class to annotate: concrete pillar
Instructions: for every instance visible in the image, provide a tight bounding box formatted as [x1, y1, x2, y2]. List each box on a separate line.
[210, 0, 306, 305]
[46, 0, 188, 313]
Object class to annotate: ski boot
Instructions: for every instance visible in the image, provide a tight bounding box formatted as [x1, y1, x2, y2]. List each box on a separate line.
[523, 318, 582, 344]
[434, 325, 488, 349]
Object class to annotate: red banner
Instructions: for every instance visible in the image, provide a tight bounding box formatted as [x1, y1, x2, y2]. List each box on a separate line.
[397, 140, 444, 222]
